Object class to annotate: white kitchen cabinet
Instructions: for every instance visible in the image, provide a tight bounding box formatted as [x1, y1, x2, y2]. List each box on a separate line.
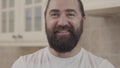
[0, 0, 48, 46]
[82, 0, 120, 11]
[82, 0, 120, 16]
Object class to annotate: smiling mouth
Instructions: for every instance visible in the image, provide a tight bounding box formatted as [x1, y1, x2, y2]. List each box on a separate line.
[56, 31, 70, 36]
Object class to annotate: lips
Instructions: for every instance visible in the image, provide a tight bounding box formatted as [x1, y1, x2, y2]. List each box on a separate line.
[56, 30, 70, 36]
[54, 25, 73, 36]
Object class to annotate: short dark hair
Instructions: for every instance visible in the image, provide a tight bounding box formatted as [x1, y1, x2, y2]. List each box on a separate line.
[44, 0, 85, 17]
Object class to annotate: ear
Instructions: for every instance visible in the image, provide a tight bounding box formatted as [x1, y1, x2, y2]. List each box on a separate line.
[82, 16, 86, 23]
[83, 16, 86, 20]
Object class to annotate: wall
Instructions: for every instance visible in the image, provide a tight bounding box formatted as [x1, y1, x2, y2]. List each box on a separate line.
[80, 15, 120, 68]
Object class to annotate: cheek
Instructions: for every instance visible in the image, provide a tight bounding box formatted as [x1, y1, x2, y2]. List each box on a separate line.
[69, 19, 81, 31]
[46, 19, 58, 30]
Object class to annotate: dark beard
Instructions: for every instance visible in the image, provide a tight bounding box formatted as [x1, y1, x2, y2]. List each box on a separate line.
[46, 21, 83, 53]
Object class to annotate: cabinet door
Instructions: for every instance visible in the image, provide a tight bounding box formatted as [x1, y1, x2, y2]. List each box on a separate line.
[17, 0, 48, 45]
[0, 0, 17, 43]
[0, 0, 48, 46]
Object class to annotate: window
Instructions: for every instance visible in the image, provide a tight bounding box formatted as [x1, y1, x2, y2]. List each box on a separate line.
[35, 0, 41, 3]
[2, 0, 7, 9]
[9, 0, 15, 8]
[25, 8, 32, 31]
[9, 11, 14, 32]
[26, 0, 32, 5]
[34, 6, 41, 31]
[1, 0, 15, 33]
[25, 0, 42, 32]
[1, 12, 7, 33]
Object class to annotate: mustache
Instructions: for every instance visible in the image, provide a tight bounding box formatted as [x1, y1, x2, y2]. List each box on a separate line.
[54, 25, 73, 33]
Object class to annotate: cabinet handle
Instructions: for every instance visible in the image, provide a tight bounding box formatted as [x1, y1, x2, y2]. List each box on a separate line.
[12, 35, 17, 39]
[18, 35, 23, 38]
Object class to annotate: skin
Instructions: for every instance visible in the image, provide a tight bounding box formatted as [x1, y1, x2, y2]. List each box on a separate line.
[46, 0, 85, 58]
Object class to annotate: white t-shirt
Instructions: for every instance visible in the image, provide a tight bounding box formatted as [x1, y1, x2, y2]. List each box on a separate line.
[12, 47, 115, 68]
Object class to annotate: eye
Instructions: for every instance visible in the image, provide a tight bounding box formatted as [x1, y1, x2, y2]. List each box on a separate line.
[67, 13, 75, 17]
[50, 13, 59, 18]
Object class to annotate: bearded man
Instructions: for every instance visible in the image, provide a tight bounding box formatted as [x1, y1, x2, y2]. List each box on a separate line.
[12, 0, 115, 68]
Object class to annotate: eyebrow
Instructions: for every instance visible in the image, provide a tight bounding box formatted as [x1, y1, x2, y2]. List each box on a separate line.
[49, 9, 77, 14]
[49, 9, 59, 14]
[65, 9, 77, 14]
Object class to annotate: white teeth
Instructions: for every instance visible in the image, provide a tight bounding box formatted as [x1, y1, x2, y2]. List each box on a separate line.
[57, 31, 70, 36]
[59, 30, 68, 33]
[59, 30, 68, 32]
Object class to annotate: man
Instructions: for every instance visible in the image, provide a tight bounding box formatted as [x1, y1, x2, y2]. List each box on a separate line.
[12, 0, 115, 68]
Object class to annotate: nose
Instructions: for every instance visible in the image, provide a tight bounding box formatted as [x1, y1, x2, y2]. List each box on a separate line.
[57, 15, 69, 26]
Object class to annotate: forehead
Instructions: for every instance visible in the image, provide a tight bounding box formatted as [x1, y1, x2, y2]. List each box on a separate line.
[47, 0, 80, 12]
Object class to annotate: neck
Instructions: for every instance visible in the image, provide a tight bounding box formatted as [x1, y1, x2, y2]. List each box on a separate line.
[48, 44, 81, 58]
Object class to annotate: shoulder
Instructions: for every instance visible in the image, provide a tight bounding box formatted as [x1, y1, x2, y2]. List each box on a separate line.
[12, 47, 48, 68]
[98, 59, 115, 68]
[12, 56, 26, 68]
[82, 48, 115, 68]
[22, 47, 48, 64]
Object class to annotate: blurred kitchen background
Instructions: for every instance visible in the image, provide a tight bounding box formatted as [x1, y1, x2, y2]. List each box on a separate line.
[0, 0, 120, 68]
